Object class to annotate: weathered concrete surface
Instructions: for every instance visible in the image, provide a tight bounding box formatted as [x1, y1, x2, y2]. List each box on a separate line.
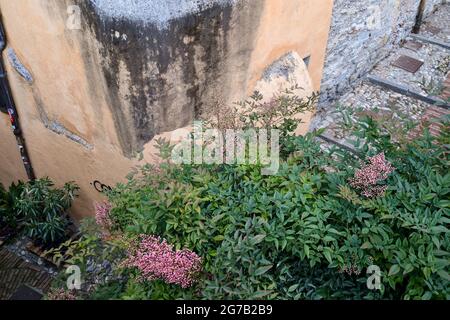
[0, 0, 333, 218]
[6, 48, 33, 83]
[90, 0, 238, 29]
[78, 0, 333, 156]
[77, 0, 266, 157]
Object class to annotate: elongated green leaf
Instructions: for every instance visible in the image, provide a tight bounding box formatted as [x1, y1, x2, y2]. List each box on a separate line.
[254, 265, 273, 276]
[389, 265, 400, 276]
[251, 234, 266, 245]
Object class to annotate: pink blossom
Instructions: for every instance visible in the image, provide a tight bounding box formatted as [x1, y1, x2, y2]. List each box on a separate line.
[46, 288, 77, 300]
[95, 201, 112, 229]
[349, 153, 395, 198]
[125, 235, 202, 288]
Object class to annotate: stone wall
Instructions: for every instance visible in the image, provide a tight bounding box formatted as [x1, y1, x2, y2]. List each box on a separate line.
[425, 0, 445, 15]
[320, 0, 445, 106]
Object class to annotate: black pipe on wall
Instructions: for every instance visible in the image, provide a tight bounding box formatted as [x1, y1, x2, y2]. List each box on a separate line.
[413, 0, 427, 34]
[0, 17, 36, 181]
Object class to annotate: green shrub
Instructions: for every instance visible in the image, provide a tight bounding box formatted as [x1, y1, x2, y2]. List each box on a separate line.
[44, 217, 129, 300]
[91, 99, 449, 300]
[0, 181, 25, 229]
[16, 178, 79, 247]
[52, 92, 450, 299]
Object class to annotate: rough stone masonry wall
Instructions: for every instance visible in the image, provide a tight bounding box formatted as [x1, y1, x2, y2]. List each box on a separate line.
[320, 0, 444, 106]
[424, 0, 445, 15]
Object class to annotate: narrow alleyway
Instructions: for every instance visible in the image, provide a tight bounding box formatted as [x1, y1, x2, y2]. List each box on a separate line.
[312, 3, 450, 147]
[0, 3, 450, 300]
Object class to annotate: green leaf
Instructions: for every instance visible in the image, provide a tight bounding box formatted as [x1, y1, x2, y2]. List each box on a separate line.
[361, 242, 373, 249]
[437, 200, 450, 208]
[430, 226, 448, 234]
[252, 290, 273, 299]
[422, 267, 431, 279]
[255, 265, 273, 276]
[127, 208, 139, 214]
[250, 234, 266, 245]
[403, 264, 414, 275]
[213, 235, 225, 242]
[437, 270, 450, 281]
[323, 250, 332, 264]
[304, 244, 310, 258]
[431, 236, 440, 249]
[288, 284, 299, 292]
[389, 265, 400, 276]
[422, 292, 432, 300]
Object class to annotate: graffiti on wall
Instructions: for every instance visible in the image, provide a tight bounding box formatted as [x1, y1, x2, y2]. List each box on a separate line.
[91, 180, 112, 193]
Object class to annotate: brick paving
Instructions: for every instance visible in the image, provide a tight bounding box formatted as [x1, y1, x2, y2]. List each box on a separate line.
[0, 246, 52, 300]
[409, 72, 450, 139]
[409, 106, 449, 139]
[442, 72, 450, 100]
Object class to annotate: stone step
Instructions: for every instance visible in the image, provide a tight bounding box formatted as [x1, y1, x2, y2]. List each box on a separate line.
[371, 39, 449, 98]
[312, 4, 449, 149]
[410, 34, 450, 50]
[312, 78, 445, 148]
[367, 75, 450, 108]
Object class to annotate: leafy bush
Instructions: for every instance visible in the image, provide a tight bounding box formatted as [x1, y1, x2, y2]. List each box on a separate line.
[102, 111, 449, 300]
[200, 87, 317, 157]
[0, 181, 24, 229]
[44, 217, 128, 298]
[54, 92, 448, 300]
[16, 178, 79, 247]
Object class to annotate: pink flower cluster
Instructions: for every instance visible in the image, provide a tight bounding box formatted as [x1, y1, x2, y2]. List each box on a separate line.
[338, 264, 362, 276]
[95, 201, 112, 229]
[46, 288, 77, 300]
[126, 235, 202, 288]
[349, 153, 395, 198]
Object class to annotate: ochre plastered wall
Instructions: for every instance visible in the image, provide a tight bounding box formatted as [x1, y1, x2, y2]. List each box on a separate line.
[0, 0, 133, 219]
[0, 0, 333, 219]
[248, 0, 333, 91]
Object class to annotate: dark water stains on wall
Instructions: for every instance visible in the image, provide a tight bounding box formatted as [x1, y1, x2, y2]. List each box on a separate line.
[77, 0, 264, 157]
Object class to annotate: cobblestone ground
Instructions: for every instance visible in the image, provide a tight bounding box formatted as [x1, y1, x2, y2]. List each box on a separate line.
[421, 4, 450, 43]
[371, 41, 449, 96]
[312, 3, 450, 144]
[311, 81, 432, 143]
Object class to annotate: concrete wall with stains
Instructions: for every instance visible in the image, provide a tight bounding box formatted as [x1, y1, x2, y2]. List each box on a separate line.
[0, 0, 333, 218]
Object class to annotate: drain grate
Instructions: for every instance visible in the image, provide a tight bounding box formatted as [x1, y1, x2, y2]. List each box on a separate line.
[403, 40, 423, 52]
[391, 55, 424, 73]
